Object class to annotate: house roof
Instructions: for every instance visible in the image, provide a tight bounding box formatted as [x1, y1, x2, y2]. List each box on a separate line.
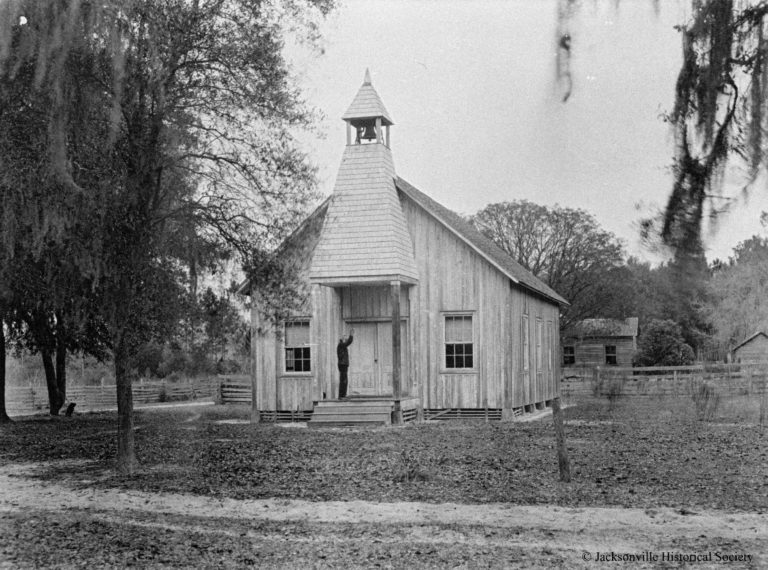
[732, 331, 768, 352]
[564, 318, 639, 338]
[243, 176, 569, 305]
[341, 69, 394, 126]
[395, 177, 569, 306]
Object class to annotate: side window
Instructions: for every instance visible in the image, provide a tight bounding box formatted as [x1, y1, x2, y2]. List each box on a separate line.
[605, 345, 617, 366]
[284, 320, 311, 373]
[563, 346, 575, 366]
[547, 320, 554, 371]
[536, 318, 543, 370]
[445, 314, 474, 369]
[522, 314, 530, 371]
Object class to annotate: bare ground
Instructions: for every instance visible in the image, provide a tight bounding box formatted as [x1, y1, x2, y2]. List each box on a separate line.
[1, 461, 766, 569]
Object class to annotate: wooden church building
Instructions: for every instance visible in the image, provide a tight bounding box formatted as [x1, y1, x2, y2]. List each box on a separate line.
[248, 71, 568, 425]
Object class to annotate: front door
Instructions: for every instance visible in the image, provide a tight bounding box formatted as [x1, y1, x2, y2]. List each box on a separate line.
[347, 321, 407, 396]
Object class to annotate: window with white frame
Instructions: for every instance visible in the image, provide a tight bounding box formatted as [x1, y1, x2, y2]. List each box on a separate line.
[284, 320, 311, 373]
[605, 345, 617, 366]
[444, 314, 474, 369]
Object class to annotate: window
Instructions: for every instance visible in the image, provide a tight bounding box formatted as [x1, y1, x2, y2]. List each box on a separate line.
[605, 345, 617, 366]
[284, 320, 311, 373]
[563, 346, 575, 366]
[445, 314, 473, 369]
[547, 321, 554, 371]
[536, 318, 543, 370]
[522, 315, 530, 371]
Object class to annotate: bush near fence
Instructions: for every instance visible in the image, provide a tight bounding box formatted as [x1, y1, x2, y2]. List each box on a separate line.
[5, 377, 219, 416]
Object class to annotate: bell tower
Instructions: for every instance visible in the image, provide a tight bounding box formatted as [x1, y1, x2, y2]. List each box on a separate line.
[309, 70, 418, 421]
[309, 70, 417, 287]
[342, 69, 394, 147]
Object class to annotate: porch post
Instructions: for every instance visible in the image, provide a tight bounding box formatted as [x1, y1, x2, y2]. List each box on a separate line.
[391, 280, 403, 425]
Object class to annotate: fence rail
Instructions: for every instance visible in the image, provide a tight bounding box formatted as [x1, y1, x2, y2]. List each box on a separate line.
[562, 362, 768, 397]
[6, 378, 219, 416]
[219, 376, 252, 404]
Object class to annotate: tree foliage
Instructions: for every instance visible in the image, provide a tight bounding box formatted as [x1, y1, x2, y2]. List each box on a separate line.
[704, 235, 768, 349]
[0, 0, 332, 470]
[558, 1, 768, 255]
[471, 200, 626, 328]
[633, 319, 696, 367]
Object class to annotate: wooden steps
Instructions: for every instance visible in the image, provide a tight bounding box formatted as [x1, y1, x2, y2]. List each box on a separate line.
[309, 399, 394, 427]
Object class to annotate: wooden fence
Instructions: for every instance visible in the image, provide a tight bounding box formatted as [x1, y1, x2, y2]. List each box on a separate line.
[562, 363, 768, 398]
[6, 378, 218, 416]
[218, 376, 252, 404]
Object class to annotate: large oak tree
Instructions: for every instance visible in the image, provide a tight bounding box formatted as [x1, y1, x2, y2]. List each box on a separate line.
[0, 0, 331, 472]
[471, 200, 627, 329]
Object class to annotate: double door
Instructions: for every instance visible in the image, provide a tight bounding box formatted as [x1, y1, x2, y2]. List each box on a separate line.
[347, 321, 407, 396]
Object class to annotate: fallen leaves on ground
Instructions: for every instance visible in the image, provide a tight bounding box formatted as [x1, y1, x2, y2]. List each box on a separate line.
[0, 396, 766, 513]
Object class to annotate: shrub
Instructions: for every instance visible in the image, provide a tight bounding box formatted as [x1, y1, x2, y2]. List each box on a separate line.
[606, 377, 624, 408]
[692, 382, 720, 421]
[634, 319, 695, 367]
[392, 450, 430, 483]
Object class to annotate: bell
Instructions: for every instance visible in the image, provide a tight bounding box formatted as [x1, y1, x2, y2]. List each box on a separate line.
[357, 124, 377, 142]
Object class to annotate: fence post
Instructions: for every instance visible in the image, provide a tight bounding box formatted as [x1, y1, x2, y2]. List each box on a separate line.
[551, 397, 571, 482]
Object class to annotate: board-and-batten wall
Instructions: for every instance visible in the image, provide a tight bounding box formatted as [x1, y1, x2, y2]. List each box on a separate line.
[251, 193, 562, 412]
[251, 284, 342, 412]
[733, 335, 768, 362]
[400, 194, 560, 411]
[566, 337, 635, 368]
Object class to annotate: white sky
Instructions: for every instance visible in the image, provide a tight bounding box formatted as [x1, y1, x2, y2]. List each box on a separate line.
[287, 0, 768, 263]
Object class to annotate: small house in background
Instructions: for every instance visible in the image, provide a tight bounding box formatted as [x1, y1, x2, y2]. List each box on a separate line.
[731, 332, 768, 363]
[562, 318, 638, 369]
[244, 71, 568, 426]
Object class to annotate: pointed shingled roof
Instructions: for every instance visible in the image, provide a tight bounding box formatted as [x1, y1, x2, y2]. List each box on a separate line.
[342, 69, 394, 125]
[309, 143, 418, 285]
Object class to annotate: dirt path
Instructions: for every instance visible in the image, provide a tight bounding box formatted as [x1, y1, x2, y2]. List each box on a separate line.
[1, 462, 766, 568]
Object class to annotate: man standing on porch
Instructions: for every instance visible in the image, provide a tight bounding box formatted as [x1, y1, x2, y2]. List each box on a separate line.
[337, 328, 354, 399]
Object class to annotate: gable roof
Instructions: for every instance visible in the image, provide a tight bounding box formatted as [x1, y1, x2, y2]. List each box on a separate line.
[342, 70, 394, 125]
[242, 177, 568, 305]
[395, 177, 568, 305]
[564, 318, 639, 339]
[732, 331, 768, 352]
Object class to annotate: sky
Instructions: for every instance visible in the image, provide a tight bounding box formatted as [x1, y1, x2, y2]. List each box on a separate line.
[287, 0, 768, 263]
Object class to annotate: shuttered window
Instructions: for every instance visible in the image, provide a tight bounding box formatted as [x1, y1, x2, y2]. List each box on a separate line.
[445, 314, 474, 369]
[284, 320, 311, 373]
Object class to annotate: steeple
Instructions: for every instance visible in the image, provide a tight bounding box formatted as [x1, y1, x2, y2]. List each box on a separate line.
[342, 69, 394, 147]
[308, 71, 418, 286]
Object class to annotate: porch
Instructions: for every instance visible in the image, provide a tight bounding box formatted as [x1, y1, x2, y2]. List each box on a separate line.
[308, 396, 421, 427]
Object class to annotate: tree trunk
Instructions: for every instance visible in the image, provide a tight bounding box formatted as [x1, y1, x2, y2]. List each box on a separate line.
[551, 397, 571, 482]
[114, 338, 136, 475]
[41, 349, 64, 415]
[0, 319, 11, 423]
[55, 312, 67, 404]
